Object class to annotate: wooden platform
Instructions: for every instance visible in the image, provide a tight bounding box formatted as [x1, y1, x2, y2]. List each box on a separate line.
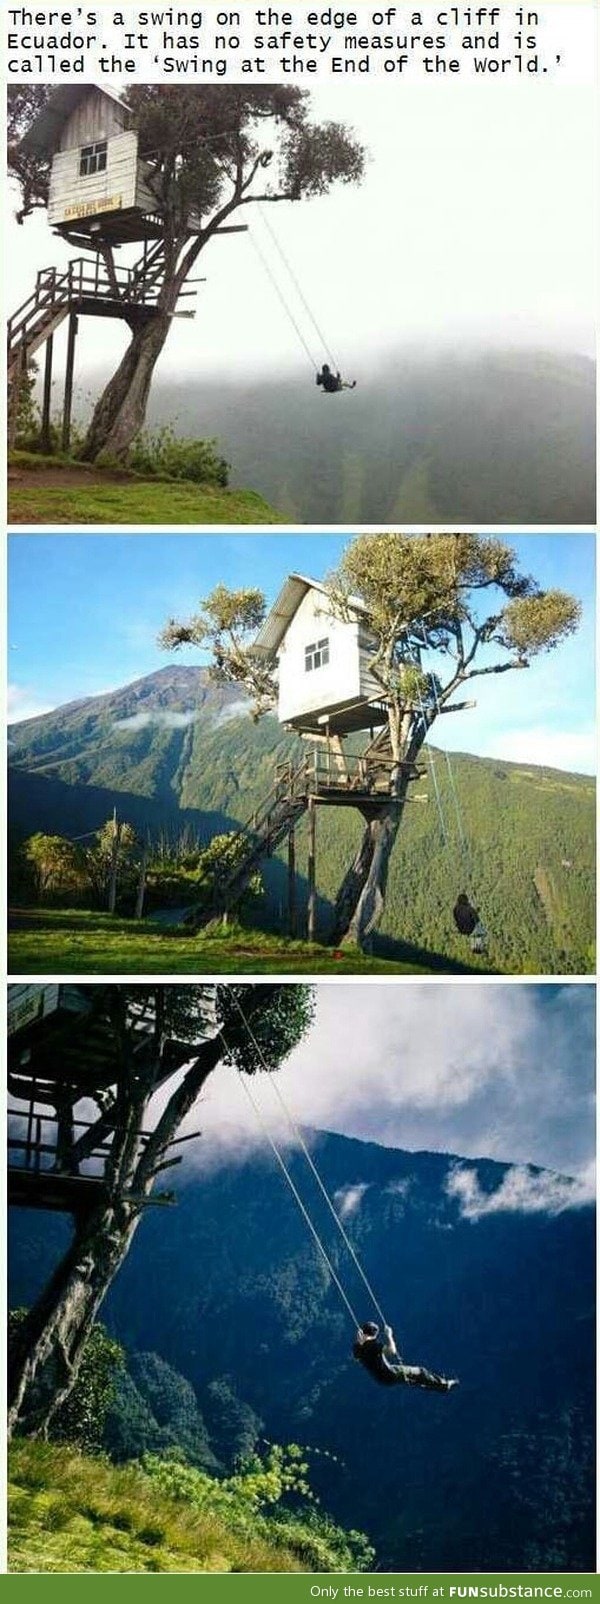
[8, 1168, 108, 1216]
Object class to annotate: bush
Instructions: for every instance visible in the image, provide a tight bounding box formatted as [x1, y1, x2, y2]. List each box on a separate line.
[9, 1312, 124, 1451]
[128, 428, 229, 487]
[140, 1442, 375, 1572]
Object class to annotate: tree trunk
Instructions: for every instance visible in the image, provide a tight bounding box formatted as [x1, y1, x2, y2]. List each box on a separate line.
[330, 711, 419, 951]
[80, 312, 171, 462]
[8, 1197, 141, 1439]
[330, 797, 405, 951]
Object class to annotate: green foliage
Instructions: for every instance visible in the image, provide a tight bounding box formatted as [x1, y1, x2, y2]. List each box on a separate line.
[127, 429, 229, 487]
[8, 1437, 319, 1571]
[499, 591, 582, 656]
[160, 585, 274, 717]
[9, 1313, 123, 1451]
[105, 1354, 220, 1471]
[140, 1442, 375, 1571]
[216, 983, 315, 1074]
[23, 833, 83, 899]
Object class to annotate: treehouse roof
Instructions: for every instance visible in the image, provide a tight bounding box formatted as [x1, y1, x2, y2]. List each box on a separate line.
[252, 573, 367, 661]
[19, 85, 130, 155]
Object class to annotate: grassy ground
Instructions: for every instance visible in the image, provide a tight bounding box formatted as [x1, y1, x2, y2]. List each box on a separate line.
[8, 908, 431, 976]
[8, 1439, 306, 1573]
[8, 452, 282, 525]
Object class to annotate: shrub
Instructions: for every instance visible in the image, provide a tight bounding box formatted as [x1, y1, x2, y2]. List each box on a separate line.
[128, 428, 229, 487]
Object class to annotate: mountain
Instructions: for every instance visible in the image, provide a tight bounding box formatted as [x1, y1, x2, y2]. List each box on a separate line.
[141, 348, 596, 524]
[9, 1129, 595, 1571]
[9, 667, 595, 973]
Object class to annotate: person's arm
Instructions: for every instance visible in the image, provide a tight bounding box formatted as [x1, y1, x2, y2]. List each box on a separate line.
[382, 1324, 398, 1359]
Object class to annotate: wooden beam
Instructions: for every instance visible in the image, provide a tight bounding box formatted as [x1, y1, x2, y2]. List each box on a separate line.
[61, 311, 78, 453]
[40, 333, 54, 452]
[288, 828, 296, 938]
[307, 798, 316, 943]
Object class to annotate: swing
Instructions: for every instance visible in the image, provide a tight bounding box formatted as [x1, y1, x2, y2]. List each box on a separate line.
[415, 633, 490, 956]
[203, 134, 357, 391]
[252, 204, 357, 393]
[220, 996, 458, 1396]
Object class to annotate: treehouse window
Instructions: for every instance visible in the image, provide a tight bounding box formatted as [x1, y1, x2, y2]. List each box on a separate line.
[79, 141, 108, 177]
[305, 638, 330, 673]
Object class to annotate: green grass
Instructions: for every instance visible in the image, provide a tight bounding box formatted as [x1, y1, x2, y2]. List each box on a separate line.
[8, 1439, 307, 1573]
[8, 451, 283, 525]
[8, 908, 432, 975]
[9, 483, 282, 525]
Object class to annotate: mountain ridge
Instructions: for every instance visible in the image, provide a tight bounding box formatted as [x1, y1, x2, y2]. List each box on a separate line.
[9, 1125, 595, 1570]
[8, 668, 595, 973]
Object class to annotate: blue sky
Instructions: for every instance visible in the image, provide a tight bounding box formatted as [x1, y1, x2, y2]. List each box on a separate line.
[7, 531, 595, 774]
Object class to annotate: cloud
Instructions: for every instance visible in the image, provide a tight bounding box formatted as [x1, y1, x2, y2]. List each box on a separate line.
[113, 710, 196, 731]
[212, 699, 250, 726]
[8, 683, 57, 723]
[472, 725, 596, 776]
[334, 1183, 370, 1219]
[127, 984, 594, 1191]
[446, 1160, 596, 1221]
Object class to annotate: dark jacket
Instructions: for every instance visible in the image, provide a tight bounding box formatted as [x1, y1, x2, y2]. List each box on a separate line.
[453, 896, 480, 936]
[353, 1336, 401, 1387]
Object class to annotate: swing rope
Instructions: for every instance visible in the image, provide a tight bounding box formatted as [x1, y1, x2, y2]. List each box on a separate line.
[221, 1028, 361, 1328]
[413, 663, 448, 848]
[419, 627, 468, 858]
[230, 994, 389, 1330]
[249, 230, 319, 374]
[257, 203, 340, 373]
[204, 136, 344, 379]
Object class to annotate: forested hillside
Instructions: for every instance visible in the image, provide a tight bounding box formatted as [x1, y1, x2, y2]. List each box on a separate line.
[9, 667, 595, 973]
[10, 1131, 595, 1572]
[143, 349, 596, 524]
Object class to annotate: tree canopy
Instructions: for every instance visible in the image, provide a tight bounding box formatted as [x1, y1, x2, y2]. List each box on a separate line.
[160, 534, 582, 950]
[161, 533, 581, 718]
[8, 86, 366, 239]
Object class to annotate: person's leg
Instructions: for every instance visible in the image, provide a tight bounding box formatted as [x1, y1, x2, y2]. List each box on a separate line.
[401, 1365, 457, 1393]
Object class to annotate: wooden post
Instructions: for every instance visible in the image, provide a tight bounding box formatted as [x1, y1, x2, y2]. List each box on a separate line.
[54, 1097, 73, 1174]
[108, 809, 122, 915]
[307, 798, 316, 943]
[62, 312, 78, 453]
[288, 828, 296, 937]
[8, 348, 27, 449]
[40, 334, 54, 451]
[134, 841, 149, 921]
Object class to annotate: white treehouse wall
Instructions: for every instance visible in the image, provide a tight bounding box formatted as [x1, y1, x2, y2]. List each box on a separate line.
[57, 90, 128, 150]
[278, 590, 362, 725]
[48, 131, 141, 226]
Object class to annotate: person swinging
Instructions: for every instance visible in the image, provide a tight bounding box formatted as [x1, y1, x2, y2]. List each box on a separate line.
[316, 362, 357, 393]
[353, 1322, 458, 1393]
[452, 892, 488, 954]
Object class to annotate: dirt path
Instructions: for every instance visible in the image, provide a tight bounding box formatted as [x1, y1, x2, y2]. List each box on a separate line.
[8, 464, 132, 490]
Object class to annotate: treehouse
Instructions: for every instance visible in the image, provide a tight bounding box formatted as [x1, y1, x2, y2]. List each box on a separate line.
[252, 574, 388, 738]
[19, 86, 158, 247]
[7, 985, 195, 1216]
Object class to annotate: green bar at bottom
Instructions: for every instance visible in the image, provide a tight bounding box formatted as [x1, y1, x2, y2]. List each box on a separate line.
[2, 1575, 599, 1602]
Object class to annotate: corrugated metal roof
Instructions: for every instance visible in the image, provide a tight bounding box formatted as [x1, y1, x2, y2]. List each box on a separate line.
[252, 573, 366, 661]
[19, 86, 129, 155]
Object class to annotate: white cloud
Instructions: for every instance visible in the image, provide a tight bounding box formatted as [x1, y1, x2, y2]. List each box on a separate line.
[472, 726, 596, 776]
[213, 698, 250, 726]
[446, 1160, 596, 1221]
[168, 984, 595, 1198]
[334, 1183, 370, 1219]
[113, 710, 196, 731]
[8, 683, 57, 723]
